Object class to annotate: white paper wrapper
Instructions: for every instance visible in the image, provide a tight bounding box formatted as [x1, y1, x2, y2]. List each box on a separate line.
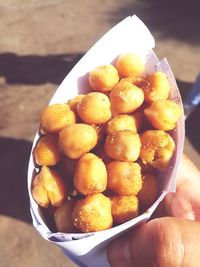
[27, 15, 185, 267]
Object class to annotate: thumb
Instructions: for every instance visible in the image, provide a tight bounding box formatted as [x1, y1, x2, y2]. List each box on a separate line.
[107, 217, 200, 267]
[107, 219, 156, 267]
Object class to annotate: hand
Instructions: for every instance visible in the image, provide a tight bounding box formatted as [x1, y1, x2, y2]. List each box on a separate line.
[158, 154, 200, 220]
[107, 155, 200, 267]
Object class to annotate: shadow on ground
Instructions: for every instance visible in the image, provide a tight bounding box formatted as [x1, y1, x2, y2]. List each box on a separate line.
[0, 137, 32, 223]
[109, 0, 200, 44]
[0, 53, 83, 85]
[176, 79, 192, 103]
[176, 79, 200, 154]
[186, 105, 200, 153]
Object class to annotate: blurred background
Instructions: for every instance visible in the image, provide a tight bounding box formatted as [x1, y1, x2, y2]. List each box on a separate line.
[0, 0, 200, 266]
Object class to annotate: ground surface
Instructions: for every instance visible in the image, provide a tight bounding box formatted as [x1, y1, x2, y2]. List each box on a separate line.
[0, 1, 200, 266]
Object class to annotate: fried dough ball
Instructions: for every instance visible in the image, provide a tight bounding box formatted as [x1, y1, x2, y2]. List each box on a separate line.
[32, 166, 67, 208]
[32, 177, 49, 208]
[115, 53, 144, 78]
[68, 95, 85, 122]
[59, 123, 98, 159]
[107, 161, 142, 195]
[89, 64, 119, 92]
[144, 99, 182, 131]
[40, 104, 76, 134]
[74, 153, 107, 195]
[68, 95, 85, 112]
[104, 130, 141, 162]
[110, 195, 139, 224]
[138, 173, 158, 211]
[34, 134, 61, 166]
[54, 200, 78, 233]
[106, 113, 142, 135]
[136, 71, 170, 103]
[72, 193, 113, 232]
[110, 81, 144, 114]
[140, 130, 175, 170]
[77, 92, 112, 124]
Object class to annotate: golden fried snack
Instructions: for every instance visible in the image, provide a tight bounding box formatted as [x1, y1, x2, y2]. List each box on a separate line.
[136, 71, 170, 103]
[115, 53, 144, 78]
[68, 95, 85, 122]
[59, 123, 98, 159]
[107, 161, 142, 195]
[144, 99, 182, 131]
[77, 92, 112, 124]
[89, 64, 119, 92]
[54, 200, 78, 233]
[104, 130, 141, 161]
[106, 113, 142, 135]
[140, 130, 175, 170]
[138, 173, 158, 211]
[74, 153, 107, 195]
[34, 134, 61, 166]
[68, 95, 85, 112]
[110, 195, 139, 224]
[72, 193, 113, 232]
[110, 81, 144, 114]
[32, 166, 67, 208]
[32, 177, 49, 208]
[40, 104, 76, 134]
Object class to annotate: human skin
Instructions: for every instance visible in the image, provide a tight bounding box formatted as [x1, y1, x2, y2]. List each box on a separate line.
[157, 154, 200, 220]
[107, 154, 200, 267]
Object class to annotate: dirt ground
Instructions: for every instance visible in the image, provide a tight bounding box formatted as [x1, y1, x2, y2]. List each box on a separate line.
[0, 1, 200, 266]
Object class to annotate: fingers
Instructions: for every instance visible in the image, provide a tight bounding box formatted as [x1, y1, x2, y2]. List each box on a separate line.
[107, 221, 156, 267]
[107, 217, 200, 267]
[174, 153, 200, 186]
[153, 154, 200, 220]
[163, 154, 200, 220]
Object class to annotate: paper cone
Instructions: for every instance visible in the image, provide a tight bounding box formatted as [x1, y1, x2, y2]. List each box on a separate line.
[27, 15, 185, 267]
